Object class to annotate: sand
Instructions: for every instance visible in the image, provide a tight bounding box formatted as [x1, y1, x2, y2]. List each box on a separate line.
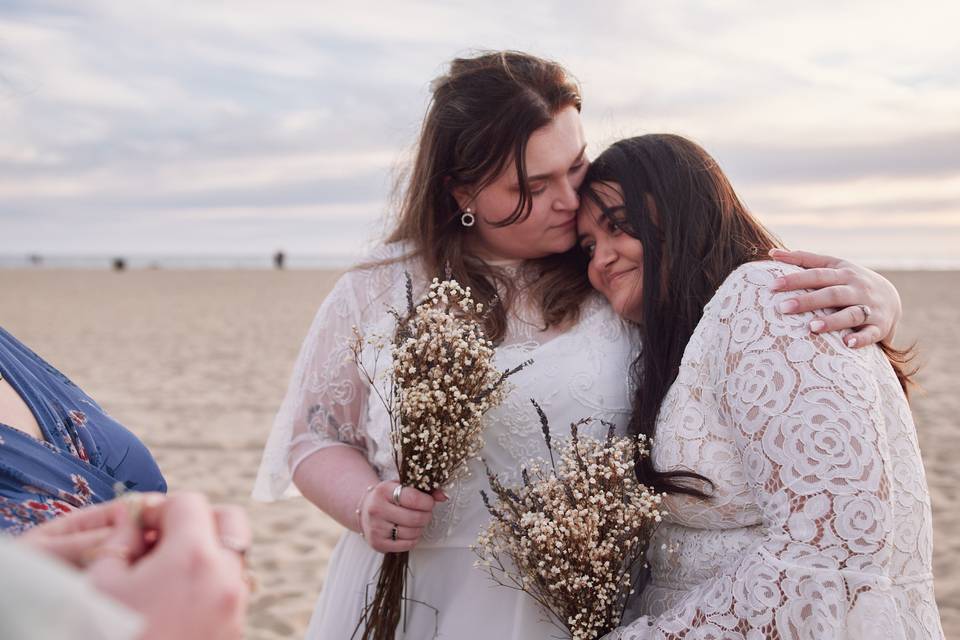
[0, 268, 955, 638]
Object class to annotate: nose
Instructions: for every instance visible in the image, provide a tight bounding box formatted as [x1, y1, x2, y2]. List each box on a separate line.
[553, 177, 580, 212]
[592, 237, 617, 270]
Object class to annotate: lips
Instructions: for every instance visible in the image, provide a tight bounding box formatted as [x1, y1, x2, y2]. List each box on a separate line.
[552, 217, 576, 230]
[608, 268, 637, 285]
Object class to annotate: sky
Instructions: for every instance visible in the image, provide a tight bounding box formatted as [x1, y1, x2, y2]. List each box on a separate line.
[1, 0, 958, 267]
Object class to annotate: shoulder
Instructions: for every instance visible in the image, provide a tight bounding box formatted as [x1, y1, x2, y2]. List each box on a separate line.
[0, 326, 82, 392]
[580, 292, 640, 344]
[715, 260, 801, 299]
[352, 240, 417, 267]
[703, 260, 803, 322]
[327, 241, 426, 320]
[697, 261, 820, 362]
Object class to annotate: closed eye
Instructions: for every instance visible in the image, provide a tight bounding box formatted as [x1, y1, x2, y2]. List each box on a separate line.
[602, 206, 628, 234]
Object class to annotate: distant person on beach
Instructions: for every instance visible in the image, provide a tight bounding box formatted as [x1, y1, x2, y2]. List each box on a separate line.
[274, 250, 286, 270]
[0, 326, 167, 532]
[4, 492, 250, 640]
[254, 51, 909, 639]
[112, 257, 126, 272]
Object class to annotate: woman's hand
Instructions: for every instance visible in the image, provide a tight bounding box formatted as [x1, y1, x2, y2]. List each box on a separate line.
[87, 492, 250, 640]
[768, 249, 902, 348]
[20, 496, 161, 567]
[359, 481, 446, 553]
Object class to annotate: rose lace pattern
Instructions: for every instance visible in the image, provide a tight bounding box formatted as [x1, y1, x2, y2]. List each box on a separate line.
[609, 262, 942, 640]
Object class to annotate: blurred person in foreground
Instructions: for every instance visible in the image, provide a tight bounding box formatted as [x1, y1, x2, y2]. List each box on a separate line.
[3, 491, 251, 640]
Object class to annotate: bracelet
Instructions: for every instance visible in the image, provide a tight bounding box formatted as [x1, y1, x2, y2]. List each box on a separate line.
[355, 484, 376, 538]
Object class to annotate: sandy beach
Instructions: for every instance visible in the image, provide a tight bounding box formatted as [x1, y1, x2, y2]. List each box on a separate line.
[0, 268, 956, 638]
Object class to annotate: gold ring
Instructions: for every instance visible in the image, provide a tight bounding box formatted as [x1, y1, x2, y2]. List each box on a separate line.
[220, 535, 250, 561]
[242, 569, 258, 593]
[857, 304, 872, 323]
[84, 544, 132, 566]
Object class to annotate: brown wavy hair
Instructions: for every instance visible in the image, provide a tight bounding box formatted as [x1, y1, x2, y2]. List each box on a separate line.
[381, 51, 594, 342]
[581, 134, 917, 497]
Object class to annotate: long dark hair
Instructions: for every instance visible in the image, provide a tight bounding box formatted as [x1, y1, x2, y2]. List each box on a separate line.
[582, 134, 915, 498]
[383, 51, 593, 342]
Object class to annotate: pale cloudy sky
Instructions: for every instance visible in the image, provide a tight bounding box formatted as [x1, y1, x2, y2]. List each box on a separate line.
[1, 0, 958, 266]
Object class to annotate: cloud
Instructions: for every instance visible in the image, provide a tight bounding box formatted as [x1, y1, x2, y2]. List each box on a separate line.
[711, 132, 960, 184]
[0, 1, 958, 263]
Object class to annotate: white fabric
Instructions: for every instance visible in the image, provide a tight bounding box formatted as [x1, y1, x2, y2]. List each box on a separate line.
[0, 537, 144, 640]
[610, 261, 943, 640]
[253, 242, 639, 638]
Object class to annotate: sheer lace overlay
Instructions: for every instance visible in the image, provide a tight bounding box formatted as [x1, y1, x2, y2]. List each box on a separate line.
[610, 262, 942, 640]
[253, 242, 638, 548]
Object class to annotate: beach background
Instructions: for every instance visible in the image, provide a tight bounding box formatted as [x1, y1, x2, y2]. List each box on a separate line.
[2, 2, 958, 636]
[0, 266, 956, 638]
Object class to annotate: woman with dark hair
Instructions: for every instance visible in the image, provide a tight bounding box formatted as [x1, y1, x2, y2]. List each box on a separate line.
[576, 134, 942, 638]
[254, 51, 907, 639]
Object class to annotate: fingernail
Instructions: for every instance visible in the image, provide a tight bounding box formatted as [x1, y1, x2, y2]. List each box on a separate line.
[770, 277, 786, 291]
[778, 299, 798, 313]
[141, 493, 165, 508]
[440, 491, 449, 502]
[810, 320, 825, 332]
[846, 336, 857, 348]
[768, 248, 784, 256]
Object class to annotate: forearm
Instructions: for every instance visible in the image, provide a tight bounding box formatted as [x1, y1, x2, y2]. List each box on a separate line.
[292, 446, 380, 532]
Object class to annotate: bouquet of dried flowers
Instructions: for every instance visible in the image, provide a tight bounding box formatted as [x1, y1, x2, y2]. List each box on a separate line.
[474, 400, 665, 640]
[351, 274, 530, 640]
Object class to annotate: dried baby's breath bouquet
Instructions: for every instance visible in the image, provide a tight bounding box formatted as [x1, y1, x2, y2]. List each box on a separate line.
[475, 401, 665, 640]
[351, 274, 530, 640]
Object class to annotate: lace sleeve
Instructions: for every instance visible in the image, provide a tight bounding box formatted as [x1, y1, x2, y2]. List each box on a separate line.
[610, 262, 903, 639]
[252, 270, 372, 501]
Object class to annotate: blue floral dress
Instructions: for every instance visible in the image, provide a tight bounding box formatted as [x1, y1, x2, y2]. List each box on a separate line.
[0, 327, 166, 533]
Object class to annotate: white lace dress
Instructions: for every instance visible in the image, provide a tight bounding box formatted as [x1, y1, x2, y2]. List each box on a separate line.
[253, 243, 638, 639]
[610, 261, 943, 640]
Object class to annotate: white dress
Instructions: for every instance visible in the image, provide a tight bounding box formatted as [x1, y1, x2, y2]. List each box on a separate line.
[611, 261, 943, 639]
[253, 243, 638, 639]
[0, 537, 143, 640]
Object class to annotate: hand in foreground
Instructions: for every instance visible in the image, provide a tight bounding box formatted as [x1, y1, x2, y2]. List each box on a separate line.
[20, 498, 147, 567]
[85, 492, 250, 640]
[769, 248, 902, 348]
[359, 481, 447, 553]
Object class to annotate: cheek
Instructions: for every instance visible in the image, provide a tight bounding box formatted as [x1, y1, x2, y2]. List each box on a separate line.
[616, 236, 643, 263]
[586, 261, 603, 293]
[621, 275, 645, 319]
[529, 195, 554, 219]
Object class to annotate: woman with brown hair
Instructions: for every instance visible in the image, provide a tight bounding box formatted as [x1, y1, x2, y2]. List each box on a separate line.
[254, 52, 906, 639]
[576, 134, 942, 638]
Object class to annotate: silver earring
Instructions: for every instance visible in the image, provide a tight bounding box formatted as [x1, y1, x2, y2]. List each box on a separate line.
[460, 208, 475, 227]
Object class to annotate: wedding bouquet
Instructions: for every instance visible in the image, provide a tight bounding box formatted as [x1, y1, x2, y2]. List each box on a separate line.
[474, 401, 664, 640]
[351, 274, 530, 640]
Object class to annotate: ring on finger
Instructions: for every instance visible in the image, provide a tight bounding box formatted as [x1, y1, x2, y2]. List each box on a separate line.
[391, 484, 403, 506]
[220, 534, 250, 563]
[242, 569, 259, 594]
[857, 304, 872, 324]
[390, 525, 398, 541]
[83, 544, 132, 567]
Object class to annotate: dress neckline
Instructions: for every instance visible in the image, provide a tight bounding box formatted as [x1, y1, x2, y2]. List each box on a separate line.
[484, 257, 525, 268]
